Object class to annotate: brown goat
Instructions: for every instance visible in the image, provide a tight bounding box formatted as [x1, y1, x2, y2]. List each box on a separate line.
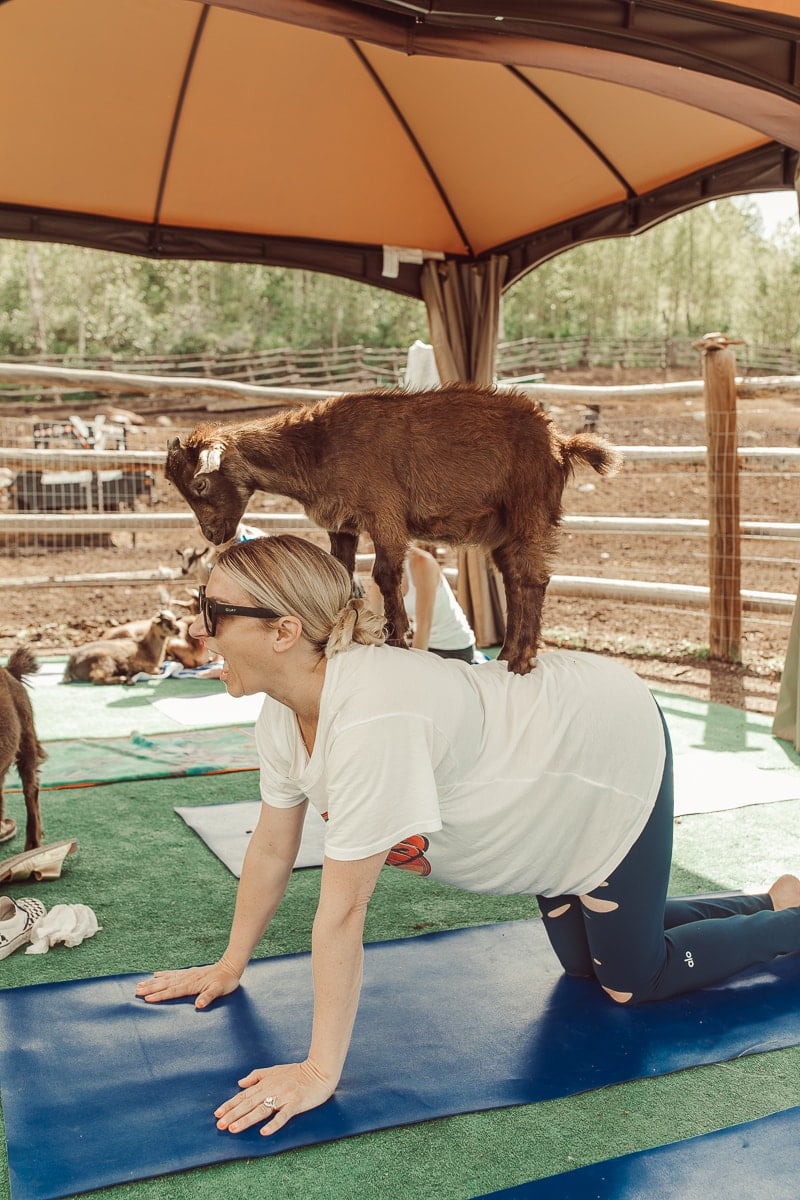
[64, 610, 181, 685]
[0, 647, 45, 850]
[165, 614, 221, 669]
[103, 592, 218, 671]
[165, 384, 620, 673]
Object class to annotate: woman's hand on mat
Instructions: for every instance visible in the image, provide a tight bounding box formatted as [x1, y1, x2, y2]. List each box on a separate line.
[214, 1059, 335, 1137]
[134, 960, 241, 1008]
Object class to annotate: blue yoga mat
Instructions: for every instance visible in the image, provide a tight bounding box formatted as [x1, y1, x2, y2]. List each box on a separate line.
[2, 918, 800, 1200]
[472, 1105, 800, 1199]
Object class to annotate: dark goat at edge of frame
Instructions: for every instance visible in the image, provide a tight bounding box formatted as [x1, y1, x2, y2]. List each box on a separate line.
[0, 647, 45, 850]
[164, 383, 621, 674]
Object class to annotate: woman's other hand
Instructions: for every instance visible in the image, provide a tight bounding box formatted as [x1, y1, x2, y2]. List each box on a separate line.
[214, 1059, 335, 1136]
[134, 958, 241, 1009]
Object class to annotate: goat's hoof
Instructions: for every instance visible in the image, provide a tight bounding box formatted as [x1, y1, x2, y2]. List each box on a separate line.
[505, 655, 538, 676]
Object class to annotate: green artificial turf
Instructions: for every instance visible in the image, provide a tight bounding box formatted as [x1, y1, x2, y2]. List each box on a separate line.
[2, 765, 800, 1199]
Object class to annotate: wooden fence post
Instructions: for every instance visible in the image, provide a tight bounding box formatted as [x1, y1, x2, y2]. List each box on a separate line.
[695, 332, 742, 660]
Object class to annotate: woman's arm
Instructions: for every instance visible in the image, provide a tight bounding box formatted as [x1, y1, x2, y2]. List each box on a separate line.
[213, 848, 387, 1136]
[135, 800, 306, 1008]
[408, 548, 440, 650]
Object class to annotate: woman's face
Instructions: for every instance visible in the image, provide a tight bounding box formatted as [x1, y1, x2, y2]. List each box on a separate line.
[189, 568, 275, 698]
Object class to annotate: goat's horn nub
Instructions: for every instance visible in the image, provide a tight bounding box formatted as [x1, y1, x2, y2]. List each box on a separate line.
[195, 443, 225, 476]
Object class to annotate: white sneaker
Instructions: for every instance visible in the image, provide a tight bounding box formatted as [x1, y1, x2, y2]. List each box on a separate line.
[0, 896, 47, 960]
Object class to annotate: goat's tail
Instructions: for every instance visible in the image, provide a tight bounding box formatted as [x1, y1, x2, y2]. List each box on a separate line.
[562, 434, 622, 477]
[5, 646, 40, 683]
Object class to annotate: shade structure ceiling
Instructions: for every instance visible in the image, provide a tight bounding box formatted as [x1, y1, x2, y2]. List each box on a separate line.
[0, 0, 798, 298]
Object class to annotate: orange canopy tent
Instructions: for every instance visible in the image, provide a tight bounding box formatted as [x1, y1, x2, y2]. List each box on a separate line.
[0, 0, 798, 639]
[0, 0, 797, 297]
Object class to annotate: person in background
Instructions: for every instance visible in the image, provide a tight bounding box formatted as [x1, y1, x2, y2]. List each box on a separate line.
[366, 543, 477, 663]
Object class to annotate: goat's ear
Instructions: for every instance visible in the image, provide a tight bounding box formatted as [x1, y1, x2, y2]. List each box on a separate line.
[194, 442, 225, 477]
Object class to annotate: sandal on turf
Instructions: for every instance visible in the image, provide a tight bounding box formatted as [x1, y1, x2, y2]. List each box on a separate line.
[0, 840, 78, 885]
[0, 818, 16, 845]
[0, 895, 46, 959]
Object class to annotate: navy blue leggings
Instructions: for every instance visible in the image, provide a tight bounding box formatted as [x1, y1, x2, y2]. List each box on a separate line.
[537, 712, 800, 1004]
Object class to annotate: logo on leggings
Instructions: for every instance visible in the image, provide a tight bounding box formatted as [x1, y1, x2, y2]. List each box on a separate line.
[684, 950, 695, 968]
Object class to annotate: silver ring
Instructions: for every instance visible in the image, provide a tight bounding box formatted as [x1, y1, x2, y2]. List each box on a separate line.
[263, 1095, 278, 1110]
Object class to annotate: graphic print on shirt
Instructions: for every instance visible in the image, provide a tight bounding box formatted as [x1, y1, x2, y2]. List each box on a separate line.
[320, 814, 431, 876]
[385, 835, 432, 875]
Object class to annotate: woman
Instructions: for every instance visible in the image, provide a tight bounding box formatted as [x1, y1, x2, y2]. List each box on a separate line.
[137, 534, 800, 1139]
[365, 543, 477, 662]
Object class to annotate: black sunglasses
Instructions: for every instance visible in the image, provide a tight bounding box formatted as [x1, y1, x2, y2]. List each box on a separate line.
[197, 585, 280, 637]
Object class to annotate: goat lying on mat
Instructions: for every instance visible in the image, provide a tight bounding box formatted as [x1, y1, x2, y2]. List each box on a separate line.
[165, 384, 620, 674]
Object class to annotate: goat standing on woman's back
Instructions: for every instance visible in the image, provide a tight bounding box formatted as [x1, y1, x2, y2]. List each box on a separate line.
[166, 384, 620, 673]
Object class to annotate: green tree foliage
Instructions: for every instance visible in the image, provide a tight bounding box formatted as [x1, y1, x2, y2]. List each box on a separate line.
[502, 198, 800, 348]
[0, 198, 795, 357]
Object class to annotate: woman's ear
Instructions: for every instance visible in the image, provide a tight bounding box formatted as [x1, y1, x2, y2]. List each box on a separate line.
[272, 615, 304, 652]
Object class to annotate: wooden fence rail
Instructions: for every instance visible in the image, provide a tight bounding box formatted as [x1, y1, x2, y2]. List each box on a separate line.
[1, 356, 799, 660]
[0, 336, 799, 401]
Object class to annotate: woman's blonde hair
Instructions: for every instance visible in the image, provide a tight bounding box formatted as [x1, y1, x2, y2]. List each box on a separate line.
[215, 534, 386, 658]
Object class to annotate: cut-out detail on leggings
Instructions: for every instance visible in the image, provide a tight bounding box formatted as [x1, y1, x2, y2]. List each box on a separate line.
[603, 985, 633, 1003]
[546, 903, 571, 919]
[580, 894, 619, 913]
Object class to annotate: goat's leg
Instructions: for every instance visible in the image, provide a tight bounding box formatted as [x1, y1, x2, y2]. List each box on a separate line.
[328, 529, 360, 592]
[491, 541, 549, 675]
[372, 542, 410, 648]
[0, 776, 7, 842]
[16, 732, 44, 849]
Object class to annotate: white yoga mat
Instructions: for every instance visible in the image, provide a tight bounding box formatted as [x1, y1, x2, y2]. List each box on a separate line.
[673, 752, 800, 815]
[177, 746, 799, 880]
[176, 801, 327, 875]
[152, 691, 264, 728]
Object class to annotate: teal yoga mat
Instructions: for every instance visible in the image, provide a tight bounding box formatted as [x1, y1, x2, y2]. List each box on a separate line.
[2, 919, 800, 1200]
[7, 727, 258, 790]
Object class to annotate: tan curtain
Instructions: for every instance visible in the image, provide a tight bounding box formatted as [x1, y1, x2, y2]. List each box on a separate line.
[773, 567, 800, 751]
[771, 164, 800, 747]
[420, 254, 508, 648]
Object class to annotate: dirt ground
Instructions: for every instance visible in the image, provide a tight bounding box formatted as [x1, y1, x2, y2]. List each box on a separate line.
[1, 366, 798, 717]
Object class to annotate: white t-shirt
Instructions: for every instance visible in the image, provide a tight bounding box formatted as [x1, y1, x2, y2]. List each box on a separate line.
[403, 564, 474, 651]
[255, 646, 666, 898]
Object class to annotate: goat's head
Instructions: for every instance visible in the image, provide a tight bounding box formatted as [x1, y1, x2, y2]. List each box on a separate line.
[155, 610, 182, 638]
[165, 429, 253, 544]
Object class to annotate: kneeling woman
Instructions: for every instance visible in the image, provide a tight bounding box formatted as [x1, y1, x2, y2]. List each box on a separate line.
[137, 534, 800, 1137]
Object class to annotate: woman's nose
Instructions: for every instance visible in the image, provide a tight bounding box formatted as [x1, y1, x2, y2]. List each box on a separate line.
[188, 614, 205, 639]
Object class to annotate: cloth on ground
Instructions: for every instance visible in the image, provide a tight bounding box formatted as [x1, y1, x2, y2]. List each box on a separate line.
[26, 903, 101, 954]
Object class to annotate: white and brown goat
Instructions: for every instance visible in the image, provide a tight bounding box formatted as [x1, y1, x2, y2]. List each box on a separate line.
[103, 590, 217, 670]
[64, 610, 181, 685]
[165, 384, 620, 674]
